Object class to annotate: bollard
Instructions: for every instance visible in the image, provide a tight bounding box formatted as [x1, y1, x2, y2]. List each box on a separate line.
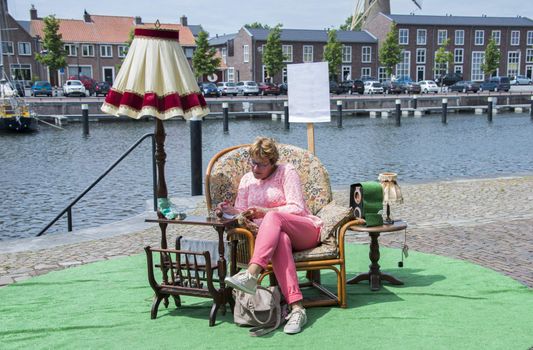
[441, 98, 448, 124]
[530, 96, 533, 119]
[222, 102, 229, 133]
[81, 103, 89, 135]
[487, 97, 493, 123]
[190, 120, 203, 196]
[337, 100, 343, 128]
[413, 95, 418, 109]
[284, 101, 289, 130]
[395, 99, 401, 126]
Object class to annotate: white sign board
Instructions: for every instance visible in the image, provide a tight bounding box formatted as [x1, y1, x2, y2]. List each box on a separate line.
[287, 62, 331, 123]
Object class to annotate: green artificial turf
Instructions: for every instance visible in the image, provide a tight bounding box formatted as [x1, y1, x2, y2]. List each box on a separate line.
[0, 244, 531, 350]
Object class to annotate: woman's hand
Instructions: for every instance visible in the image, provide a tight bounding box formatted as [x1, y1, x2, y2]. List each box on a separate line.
[216, 201, 239, 215]
[246, 207, 269, 219]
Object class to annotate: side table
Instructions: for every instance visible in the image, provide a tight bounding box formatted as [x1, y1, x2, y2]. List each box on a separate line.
[347, 220, 407, 291]
[145, 215, 236, 326]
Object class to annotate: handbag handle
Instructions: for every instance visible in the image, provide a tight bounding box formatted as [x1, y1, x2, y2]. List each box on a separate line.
[248, 286, 276, 325]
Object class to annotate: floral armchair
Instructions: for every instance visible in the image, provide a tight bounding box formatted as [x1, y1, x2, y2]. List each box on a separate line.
[205, 143, 363, 308]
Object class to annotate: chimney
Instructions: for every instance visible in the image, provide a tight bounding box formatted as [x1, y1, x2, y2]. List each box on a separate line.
[84, 9, 91, 23]
[30, 4, 38, 20]
[135, 16, 142, 25]
[2, 0, 7, 13]
[180, 15, 188, 26]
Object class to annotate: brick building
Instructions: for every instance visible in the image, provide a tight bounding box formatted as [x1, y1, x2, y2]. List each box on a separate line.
[210, 27, 379, 83]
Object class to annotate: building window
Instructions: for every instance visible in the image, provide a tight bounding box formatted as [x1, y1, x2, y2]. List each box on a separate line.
[437, 30, 448, 45]
[243, 44, 249, 63]
[18, 42, 31, 56]
[64, 44, 78, 57]
[221, 47, 227, 63]
[361, 67, 371, 78]
[10, 64, 31, 80]
[527, 31, 533, 46]
[362, 46, 371, 63]
[454, 48, 464, 64]
[282, 67, 287, 83]
[455, 30, 464, 46]
[398, 29, 409, 45]
[82, 44, 95, 57]
[511, 31, 520, 46]
[1, 41, 14, 55]
[67, 65, 93, 78]
[454, 65, 463, 74]
[184, 47, 194, 58]
[416, 29, 426, 45]
[416, 48, 426, 64]
[507, 51, 520, 77]
[378, 67, 387, 81]
[492, 30, 501, 45]
[471, 51, 485, 81]
[474, 30, 484, 46]
[227, 67, 235, 82]
[118, 45, 127, 58]
[262, 65, 267, 82]
[526, 48, 533, 63]
[342, 45, 352, 63]
[396, 50, 410, 77]
[303, 45, 313, 63]
[342, 65, 352, 81]
[282, 45, 293, 62]
[100, 45, 112, 58]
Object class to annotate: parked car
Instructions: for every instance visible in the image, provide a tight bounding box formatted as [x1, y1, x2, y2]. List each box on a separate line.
[94, 82, 110, 96]
[418, 80, 439, 93]
[63, 80, 87, 97]
[479, 76, 511, 92]
[200, 82, 220, 97]
[448, 80, 480, 93]
[31, 81, 52, 97]
[258, 82, 280, 96]
[395, 76, 421, 94]
[278, 82, 288, 95]
[364, 81, 384, 94]
[236, 81, 259, 96]
[329, 81, 345, 95]
[360, 76, 378, 82]
[436, 72, 463, 87]
[340, 79, 365, 95]
[382, 80, 402, 94]
[510, 75, 532, 85]
[216, 82, 238, 96]
[68, 75, 96, 96]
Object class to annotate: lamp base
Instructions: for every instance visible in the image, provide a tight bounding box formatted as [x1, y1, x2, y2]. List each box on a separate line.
[384, 204, 394, 225]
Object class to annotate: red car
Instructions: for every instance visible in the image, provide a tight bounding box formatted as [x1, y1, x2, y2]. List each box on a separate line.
[68, 75, 97, 96]
[258, 82, 280, 96]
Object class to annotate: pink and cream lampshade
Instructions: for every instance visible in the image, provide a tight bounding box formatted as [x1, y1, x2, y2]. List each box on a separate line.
[378, 172, 403, 224]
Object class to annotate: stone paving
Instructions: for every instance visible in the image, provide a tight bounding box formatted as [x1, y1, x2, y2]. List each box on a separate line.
[1, 175, 532, 288]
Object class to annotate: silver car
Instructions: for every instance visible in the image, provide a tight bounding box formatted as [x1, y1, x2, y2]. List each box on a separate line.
[510, 75, 532, 85]
[217, 82, 239, 96]
[236, 81, 259, 96]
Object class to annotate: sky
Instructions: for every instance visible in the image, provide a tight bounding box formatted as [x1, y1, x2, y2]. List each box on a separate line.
[7, 0, 533, 36]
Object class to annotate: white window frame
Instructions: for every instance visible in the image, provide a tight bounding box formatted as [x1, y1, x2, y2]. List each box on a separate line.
[118, 45, 127, 58]
[342, 65, 352, 81]
[342, 45, 352, 63]
[378, 67, 387, 81]
[454, 48, 464, 64]
[303, 45, 313, 63]
[416, 48, 426, 64]
[526, 48, 533, 63]
[282, 67, 287, 83]
[396, 50, 410, 77]
[454, 65, 463, 74]
[455, 30, 464, 46]
[227, 67, 235, 83]
[243, 45, 249, 63]
[527, 31, 533, 46]
[1, 41, 14, 55]
[81, 44, 95, 57]
[474, 31, 484, 46]
[492, 30, 501, 45]
[416, 29, 426, 45]
[511, 31, 520, 46]
[261, 65, 267, 82]
[507, 51, 520, 77]
[362, 46, 371, 63]
[282, 45, 293, 62]
[434, 51, 450, 79]
[10, 63, 32, 80]
[67, 65, 93, 78]
[471, 51, 485, 81]
[64, 44, 78, 57]
[18, 42, 31, 56]
[184, 47, 194, 59]
[101, 66, 115, 83]
[361, 67, 371, 78]
[399, 29, 409, 45]
[437, 30, 448, 45]
[99, 45, 112, 58]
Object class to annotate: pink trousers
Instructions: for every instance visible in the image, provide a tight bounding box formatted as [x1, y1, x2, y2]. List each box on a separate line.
[249, 211, 320, 304]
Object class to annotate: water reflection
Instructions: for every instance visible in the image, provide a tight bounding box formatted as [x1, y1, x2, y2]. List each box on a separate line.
[1, 113, 532, 240]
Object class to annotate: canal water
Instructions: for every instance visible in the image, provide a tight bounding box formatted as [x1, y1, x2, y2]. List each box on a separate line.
[1, 112, 532, 240]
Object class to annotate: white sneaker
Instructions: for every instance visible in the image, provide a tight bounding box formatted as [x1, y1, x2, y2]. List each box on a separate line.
[224, 270, 258, 294]
[283, 308, 307, 334]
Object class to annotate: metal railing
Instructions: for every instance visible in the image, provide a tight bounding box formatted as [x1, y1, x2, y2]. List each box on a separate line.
[37, 133, 157, 237]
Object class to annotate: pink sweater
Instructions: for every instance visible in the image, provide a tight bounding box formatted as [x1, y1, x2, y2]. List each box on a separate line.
[234, 163, 323, 229]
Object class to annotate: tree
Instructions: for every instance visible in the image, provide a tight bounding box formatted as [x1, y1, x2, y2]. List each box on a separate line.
[262, 24, 284, 82]
[191, 31, 221, 80]
[339, 16, 361, 31]
[482, 38, 501, 78]
[379, 23, 402, 77]
[244, 22, 271, 30]
[323, 29, 342, 81]
[434, 38, 453, 78]
[34, 15, 67, 82]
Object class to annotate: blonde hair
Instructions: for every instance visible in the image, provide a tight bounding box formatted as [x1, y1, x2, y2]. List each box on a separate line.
[249, 137, 279, 164]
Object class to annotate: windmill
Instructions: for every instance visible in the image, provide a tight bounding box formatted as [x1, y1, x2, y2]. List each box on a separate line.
[350, 0, 423, 30]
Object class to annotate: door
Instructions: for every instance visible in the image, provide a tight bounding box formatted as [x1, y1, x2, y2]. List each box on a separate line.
[417, 66, 425, 81]
[526, 65, 533, 79]
[103, 67, 114, 84]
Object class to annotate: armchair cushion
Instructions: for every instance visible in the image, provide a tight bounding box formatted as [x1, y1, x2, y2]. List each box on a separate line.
[316, 201, 353, 242]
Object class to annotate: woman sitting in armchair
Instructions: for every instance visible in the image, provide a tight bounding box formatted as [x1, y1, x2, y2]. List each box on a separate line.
[219, 136, 323, 334]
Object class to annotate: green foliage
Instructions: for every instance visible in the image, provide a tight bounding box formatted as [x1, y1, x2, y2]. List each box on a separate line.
[379, 23, 402, 77]
[244, 22, 271, 30]
[339, 16, 361, 31]
[323, 29, 342, 81]
[435, 38, 453, 77]
[191, 31, 221, 80]
[482, 38, 501, 78]
[34, 15, 67, 72]
[262, 24, 285, 81]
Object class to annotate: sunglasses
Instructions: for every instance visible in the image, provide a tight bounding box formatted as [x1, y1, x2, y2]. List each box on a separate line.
[249, 159, 272, 168]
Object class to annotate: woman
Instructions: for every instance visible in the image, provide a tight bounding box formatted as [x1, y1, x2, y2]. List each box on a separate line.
[219, 137, 323, 334]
